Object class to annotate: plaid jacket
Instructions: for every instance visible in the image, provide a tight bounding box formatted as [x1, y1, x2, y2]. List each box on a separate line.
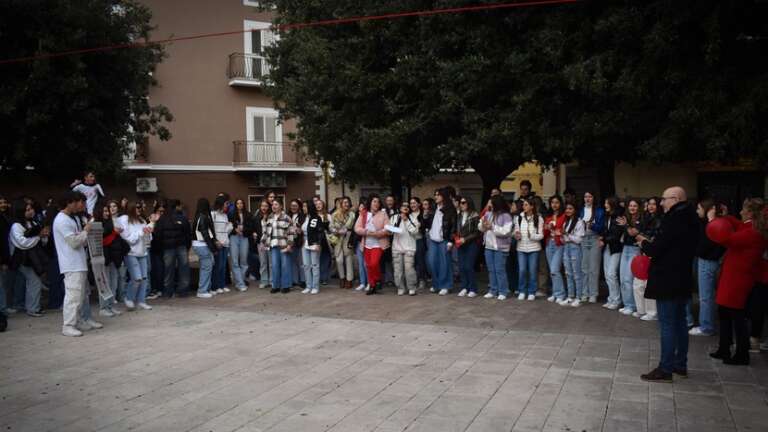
[261, 212, 294, 249]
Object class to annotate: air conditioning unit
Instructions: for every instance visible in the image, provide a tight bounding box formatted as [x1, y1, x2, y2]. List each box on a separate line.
[136, 177, 158, 193]
[257, 172, 286, 188]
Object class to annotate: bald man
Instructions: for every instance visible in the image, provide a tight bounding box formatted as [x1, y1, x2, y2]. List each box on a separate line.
[636, 186, 699, 383]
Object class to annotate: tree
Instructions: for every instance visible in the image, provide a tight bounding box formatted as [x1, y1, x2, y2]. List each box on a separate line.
[0, 0, 172, 179]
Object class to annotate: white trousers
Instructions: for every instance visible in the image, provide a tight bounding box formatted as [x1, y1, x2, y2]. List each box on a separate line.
[62, 271, 88, 328]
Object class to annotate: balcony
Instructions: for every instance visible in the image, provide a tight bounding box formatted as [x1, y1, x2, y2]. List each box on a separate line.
[233, 141, 297, 167]
[228, 53, 270, 87]
[123, 140, 149, 165]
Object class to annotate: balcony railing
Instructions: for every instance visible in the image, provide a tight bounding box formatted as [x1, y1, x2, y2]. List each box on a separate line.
[233, 141, 297, 166]
[123, 140, 149, 164]
[228, 53, 270, 86]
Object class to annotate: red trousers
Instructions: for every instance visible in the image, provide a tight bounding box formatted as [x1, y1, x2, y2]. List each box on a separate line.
[363, 247, 384, 287]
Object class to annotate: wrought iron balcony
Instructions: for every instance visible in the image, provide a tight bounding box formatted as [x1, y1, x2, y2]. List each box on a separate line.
[233, 141, 297, 167]
[227, 53, 270, 87]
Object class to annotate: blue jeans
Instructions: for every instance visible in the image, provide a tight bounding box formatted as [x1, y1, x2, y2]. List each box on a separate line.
[620, 246, 640, 311]
[517, 251, 539, 296]
[105, 263, 123, 310]
[163, 246, 191, 296]
[270, 247, 293, 289]
[415, 238, 428, 282]
[697, 258, 719, 334]
[124, 255, 149, 304]
[427, 239, 452, 290]
[545, 239, 565, 300]
[12, 270, 25, 311]
[291, 246, 304, 285]
[457, 242, 479, 293]
[581, 233, 602, 299]
[193, 246, 214, 294]
[603, 248, 621, 305]
[229, 235, 249, 289]
[302, 247, 320, 290]
[485, 249, 510, 296]
[656, 299, 689, 373]
[563, 243, 584, 299]
[17, 266, 42, 314]
[213, 246, 229, 290]
[320, 245, 331, 283]
[356, 246, 368, 285]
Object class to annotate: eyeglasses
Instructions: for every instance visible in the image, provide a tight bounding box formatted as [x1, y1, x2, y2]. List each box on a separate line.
[660, 196, 676, 201]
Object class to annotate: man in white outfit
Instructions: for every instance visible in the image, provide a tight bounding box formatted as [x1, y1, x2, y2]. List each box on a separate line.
[53, 191, 102, 337]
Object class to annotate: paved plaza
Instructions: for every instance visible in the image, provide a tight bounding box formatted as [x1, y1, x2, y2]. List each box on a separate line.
[1, 286, 767, 432]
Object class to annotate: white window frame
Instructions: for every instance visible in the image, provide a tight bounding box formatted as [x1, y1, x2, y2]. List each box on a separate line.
[243, 0, 260, 6]
[246, 107, 283, 163]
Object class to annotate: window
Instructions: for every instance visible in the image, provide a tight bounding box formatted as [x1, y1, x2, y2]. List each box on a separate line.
[246, 107, 283, 163]
[243, 20, 275, 79]
[243, 0, 260, 6]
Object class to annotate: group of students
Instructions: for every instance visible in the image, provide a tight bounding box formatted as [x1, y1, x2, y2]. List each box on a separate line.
[2, 175, 767, 366]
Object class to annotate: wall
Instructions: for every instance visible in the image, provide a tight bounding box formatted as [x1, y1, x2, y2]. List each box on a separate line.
[614, 162, 698, 198]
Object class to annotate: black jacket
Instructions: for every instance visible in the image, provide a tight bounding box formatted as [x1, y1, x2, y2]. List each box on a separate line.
[229, 210, 251, 237]
[193, 213, 217, 252]
[640, 213, 663, 241]
[103, 219, 130, 268]
[424, 206, 457, 243]
[621, 214, 644, 247]
[245, 214, 265, 252]
[696, 218, 726, 261]
[602, 209, 626, 254]
[456, 212, 481, 247]
[641, 201, 699, 300]
[303, 215, 326, 247]
[0, 213, 11, 266]
[155, 211, 192, 250]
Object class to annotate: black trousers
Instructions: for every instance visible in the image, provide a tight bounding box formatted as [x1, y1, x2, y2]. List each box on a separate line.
[718, 306, 749, 358]
[748, 283, 767, 339]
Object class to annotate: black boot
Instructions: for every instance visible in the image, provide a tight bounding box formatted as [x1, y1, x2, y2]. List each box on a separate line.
[270, 288, 280, 294]
[709, 348, 731, 360]
[723, 351, 750, 366]
[281, 287, 290, 294]
[366, 282, 381, 295]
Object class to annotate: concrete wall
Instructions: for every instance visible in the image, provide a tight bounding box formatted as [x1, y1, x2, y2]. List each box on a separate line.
[614, 162, 698, 198]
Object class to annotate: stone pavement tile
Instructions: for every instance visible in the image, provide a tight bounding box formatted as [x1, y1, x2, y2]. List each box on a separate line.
[721, 383, 767, 411]
[578, 341, 621, 359]
[525, 346, 561, 362]
[649, 392, 675, 412]
[571, 356, 617, 378]
[602, 418, 648, 432]
[715, 364, 758, 384]
[535, 333, 568, 348]
[421, 394, 489, 420]
[451, 373, 506, 396]
[614, 363, 650, 384]
[406, 414, 473, 432]
[610, 382, 650, 403]
[325, 393, 409, 432]
[538, 399, 606, 432]
[675, 393, 736, 431]
[730, 407, 768, 432]
[617, 349, 651, 366]
[648, 408, 677, 432]
[605, 399, 648, 422]
[511, 382, 565, 432]
[467, 359, 521, 377]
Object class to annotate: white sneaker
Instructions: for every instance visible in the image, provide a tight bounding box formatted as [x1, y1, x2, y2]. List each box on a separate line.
[355, 284, 366, 291]
[547, 296, 556, 302]
[457, 289, 467, 297]
[137, 303, 152, 311]
[484, 293, 495, 299]
[688, 326, 713, 336]
[197, 293, 213, 299]
[517, 293, 526, 300]
[571, 299, 582, 307]
[497, 295, 507, 301]
[438, 289, 448, 296]
[641, 313, 658, 321]
[588, 296, 597, 303]
[632, 312, 644, 318]
[77, 321, 93, 331]
[467, 292, 477, 298]
[302, 288, 311, 294]
[222, 287, 231, 293]
[430, 287, 437, 293]
[87, 319, 103, 329]
[237, 286, 247, 292]
[216, 288, 225, 294]
[604, 303, 620, 310]
[408, 289, 417, 296]
[310, 288, 319, 295]
[62, 326, 83, 337]
[527, 295, 535, 301]
[620, 308, 634, 316]
[397, 288, 405, 296]
[557, 298, 571, 306]
[124, 300, 135, 310]
[99, 309, 115, 318]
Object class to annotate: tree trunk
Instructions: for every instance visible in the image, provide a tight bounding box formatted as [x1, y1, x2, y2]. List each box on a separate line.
[471, 157, 519, 208]
[596, 160, 616, 199]
[389, 166, 403, 202]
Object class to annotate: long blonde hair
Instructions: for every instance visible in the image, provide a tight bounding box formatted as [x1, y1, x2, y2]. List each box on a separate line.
[743, 198, 768, 239]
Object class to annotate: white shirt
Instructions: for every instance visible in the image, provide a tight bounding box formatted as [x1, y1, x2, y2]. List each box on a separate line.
[72, 183, 104, 216]
[301, 218, 312, 250]
[53, 212, 89, 273]
[582, 206, 593, 223]
[119, 217, 150, 257]
[9, 221, 41, 255]
[429, 206, 444, 242]
[364, 216, 380, 249]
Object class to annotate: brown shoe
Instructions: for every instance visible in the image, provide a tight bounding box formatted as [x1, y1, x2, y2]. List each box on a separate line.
[641, 367, 672, 383]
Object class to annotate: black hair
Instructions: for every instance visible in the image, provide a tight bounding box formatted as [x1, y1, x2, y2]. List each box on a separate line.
[213, 195, 227, 211]
[564, 202, 580, 234]
[12, 199, 31, 224]
[436, 188, 455, 213]
[195, 198, 211, 217]
[58, 191, 86, 209]
[548, 195, 564, 216]
[445, 186, 457, 199]
[367, 193, 382, 212]
[168, 199, 181, 209]
[490, 195, 509, 214]
[409, 196, 421, 205]
[306, 199, 319, 218]
[520, 180, 533, 189]
[459, 196, 477, 213]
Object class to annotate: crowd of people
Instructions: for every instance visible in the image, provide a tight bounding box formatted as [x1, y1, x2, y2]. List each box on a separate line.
[1, 174, 767, 378]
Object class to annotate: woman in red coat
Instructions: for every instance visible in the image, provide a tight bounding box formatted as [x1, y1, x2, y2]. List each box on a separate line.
[710, 198, 768, 365]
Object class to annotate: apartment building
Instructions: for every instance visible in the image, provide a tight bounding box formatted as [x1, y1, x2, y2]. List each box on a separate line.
[126, 0, 320, 211]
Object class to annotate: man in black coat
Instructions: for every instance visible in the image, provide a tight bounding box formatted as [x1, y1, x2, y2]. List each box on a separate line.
[155, 199, 192, 298]
[636, 186, 699, 382]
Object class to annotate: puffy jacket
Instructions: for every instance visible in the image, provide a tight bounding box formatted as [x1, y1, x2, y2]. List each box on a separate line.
[155, 211, 192, 250]
[514, 213, 544, 253]
[389, 214, 420, 253]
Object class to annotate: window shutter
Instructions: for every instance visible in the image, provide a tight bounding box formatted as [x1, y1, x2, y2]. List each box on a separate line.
[253, 116, 265, 141]
[265, 116, 277, 142]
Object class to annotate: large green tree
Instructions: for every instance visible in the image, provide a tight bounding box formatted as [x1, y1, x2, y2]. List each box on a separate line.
[0, 0, 172, 178]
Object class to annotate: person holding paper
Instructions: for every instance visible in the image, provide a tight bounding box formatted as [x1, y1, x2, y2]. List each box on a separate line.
[354, 194, 390, 295]
[390, 202, 420, 296]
